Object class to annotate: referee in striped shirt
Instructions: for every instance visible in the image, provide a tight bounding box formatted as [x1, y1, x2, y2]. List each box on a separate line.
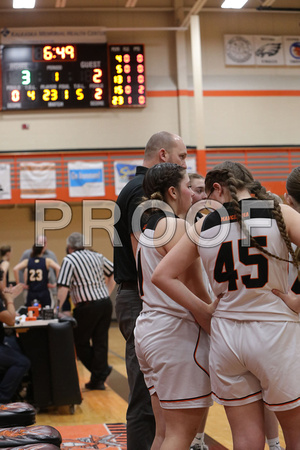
[57, 232, 115, 391]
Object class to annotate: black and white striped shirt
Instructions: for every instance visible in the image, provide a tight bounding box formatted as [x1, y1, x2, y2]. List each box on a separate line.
[57, 249, 114, 305]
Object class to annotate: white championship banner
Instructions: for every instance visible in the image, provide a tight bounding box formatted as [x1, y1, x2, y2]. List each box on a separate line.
[20, 162, 56, 199]
[225, 34, 300, 66]
[0, 164, 12, 200]
[68, 160, 105, 198]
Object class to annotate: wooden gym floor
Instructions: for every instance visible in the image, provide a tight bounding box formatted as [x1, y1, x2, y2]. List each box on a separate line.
[34, 322, 284, 449]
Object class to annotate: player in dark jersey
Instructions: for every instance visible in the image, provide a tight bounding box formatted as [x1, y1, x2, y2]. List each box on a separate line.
[13, 245, 60, 307]
[153, 161, 300, 449]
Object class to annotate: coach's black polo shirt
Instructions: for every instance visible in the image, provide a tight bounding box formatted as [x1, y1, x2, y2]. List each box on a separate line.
[114, 166, 148, 285]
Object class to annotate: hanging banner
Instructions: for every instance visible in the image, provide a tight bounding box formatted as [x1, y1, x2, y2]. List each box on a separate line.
[20, 162, 56, 198]
[254, 35, 284, 66]
[114, 160, 143, 195]
[114, 157, 197, 196]
[283, 36, 300, 65]
[225, 35, 255, 66]
[0, 164, 12, 200]
[225, 34, 300, 66]
[68, 161, 105, 198]
[186, 157, 197, 174]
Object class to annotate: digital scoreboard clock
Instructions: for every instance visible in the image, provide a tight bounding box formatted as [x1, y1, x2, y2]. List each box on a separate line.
[0, 43, 146, 111]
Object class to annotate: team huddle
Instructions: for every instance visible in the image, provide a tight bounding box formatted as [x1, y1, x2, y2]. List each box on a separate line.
[114, 131, 300, 450]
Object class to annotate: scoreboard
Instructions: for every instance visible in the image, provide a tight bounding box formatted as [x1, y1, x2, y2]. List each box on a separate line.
[110, 44, 146, 107]
[0, 43, 146, 110]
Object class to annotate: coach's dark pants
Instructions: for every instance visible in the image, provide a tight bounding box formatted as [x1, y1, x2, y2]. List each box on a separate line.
[115, 287, 155, 450]
[73, 298, 112, 383]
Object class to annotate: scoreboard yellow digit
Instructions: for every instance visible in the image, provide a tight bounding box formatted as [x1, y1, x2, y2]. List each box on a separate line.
[109, 44, 146, 108]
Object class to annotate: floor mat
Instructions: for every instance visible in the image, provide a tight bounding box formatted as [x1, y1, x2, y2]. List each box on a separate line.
[56, 423, 127, 450]
[56, 423, 228, 449]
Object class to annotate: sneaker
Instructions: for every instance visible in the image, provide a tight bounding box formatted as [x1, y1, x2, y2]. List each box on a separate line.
[190, 443, 209, 450]
[85, 380, 106, 390]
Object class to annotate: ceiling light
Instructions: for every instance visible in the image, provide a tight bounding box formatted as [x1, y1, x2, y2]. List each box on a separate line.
[13, 0, 36, 8]
[221, 0, 248, 8]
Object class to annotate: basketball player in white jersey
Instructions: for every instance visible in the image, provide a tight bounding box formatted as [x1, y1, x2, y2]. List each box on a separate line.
[134, 163, 216, 450]
[273, 166, 300, 310]
[282, 166, 300, 294]
[153, 161, 300, 449]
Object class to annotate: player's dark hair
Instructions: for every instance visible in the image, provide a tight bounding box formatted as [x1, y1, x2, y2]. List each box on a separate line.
[286, 166, 300, 262]
[0, 245, 11, 257]
[30, 244, 44, 258]
[143, 163, 186, 202]
[205, 161, 299, 272]
[286, 166, 300, 205]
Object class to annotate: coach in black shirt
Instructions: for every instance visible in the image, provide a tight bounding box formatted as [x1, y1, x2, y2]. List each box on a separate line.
[114, 131, 188, 450]
[57, 232, 115, 391]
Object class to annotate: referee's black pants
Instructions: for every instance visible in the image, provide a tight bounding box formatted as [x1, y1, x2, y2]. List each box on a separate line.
[73, 297, 112, 383]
